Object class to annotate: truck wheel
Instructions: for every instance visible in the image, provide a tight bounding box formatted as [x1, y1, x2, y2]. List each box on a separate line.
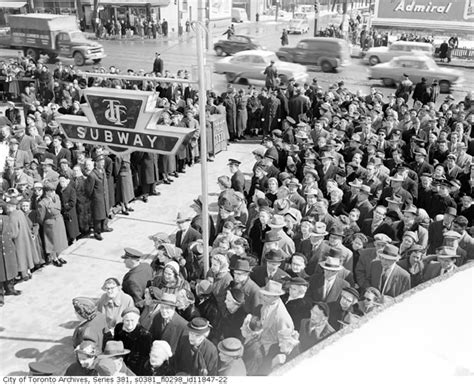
[73, 52, 86, 66]
[321, 61, 333, 72]
[93, 59, 102, 64]
[25, 48, 39, 61]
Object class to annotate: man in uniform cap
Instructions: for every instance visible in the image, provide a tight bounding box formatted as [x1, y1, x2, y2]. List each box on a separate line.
[122, 248, 153, 309]
[228, 158, 245, 193]
[29, 362, 57, 376]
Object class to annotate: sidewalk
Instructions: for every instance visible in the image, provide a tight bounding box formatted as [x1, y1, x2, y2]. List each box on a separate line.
[0, 141, 258, 375]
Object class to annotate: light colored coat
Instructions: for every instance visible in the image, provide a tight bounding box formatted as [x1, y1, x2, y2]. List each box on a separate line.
[260, 298, 294, 354]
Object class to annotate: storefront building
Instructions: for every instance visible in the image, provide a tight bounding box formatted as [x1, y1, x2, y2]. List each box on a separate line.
[372, 0, 474, 36]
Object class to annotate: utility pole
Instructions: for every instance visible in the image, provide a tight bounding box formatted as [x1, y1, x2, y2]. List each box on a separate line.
[194, 21, 210, 276]
[275, 0, 279, 22]
[313, 0, 319, 37]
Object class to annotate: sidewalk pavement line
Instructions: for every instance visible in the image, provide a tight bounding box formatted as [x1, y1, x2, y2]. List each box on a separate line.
[111, 216, 177, 227]
[0, 335, 67, 344]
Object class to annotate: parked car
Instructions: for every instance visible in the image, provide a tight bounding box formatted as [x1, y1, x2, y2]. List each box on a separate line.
[368, 55, 464, 93]
[214, 50, 309, 85]
[232, 7, 248, 22]
[288, 18, 309, 34]
[276, 37, 351, 72]
[364, 41, 434, 66]
[214, 35, 262, 56]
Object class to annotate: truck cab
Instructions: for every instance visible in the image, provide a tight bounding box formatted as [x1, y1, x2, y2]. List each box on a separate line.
[2, 14, 106, 66]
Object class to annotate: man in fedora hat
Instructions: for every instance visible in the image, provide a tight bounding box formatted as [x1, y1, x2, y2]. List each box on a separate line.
[355, 233, 393, 292]
[175, 211, 201, 259]
[122, 248, 153, 309]
[96, 340, 135, 376]
[306, 254, 350, 304]
[250, 249, 289, 288]
[328, 286, 363, 331]
[314, 198, 338, 233]
[299, 302, 335, 353]
[355, 184, 374, 225]
[175, 317, 218, 375]
[422, 246, 460, 283]
[259, 280, 294, 355]
[410, 147, 433, 178]
[231, 259, 262, 316]
[64, 340, 99, 376]
[190, 196, 216, 245]
[427, 206, 457, 255]
[368, 244, 410, 298]
[228, 158, 245, 193]
[378, 173, 413, 210]
[317, 152, 337, 194]
[262, 214, 295, 258]
[9, 137, 31, 169]
[150, 292, 188, 356]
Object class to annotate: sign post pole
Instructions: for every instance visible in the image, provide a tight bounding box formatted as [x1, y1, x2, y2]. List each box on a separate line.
[195, 21, 210, 276]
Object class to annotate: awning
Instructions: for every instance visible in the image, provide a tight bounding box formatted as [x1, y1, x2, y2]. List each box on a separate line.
[99, 0, 170, 6]
[372, 18, 474, 33]
[0, 1, 27, 8]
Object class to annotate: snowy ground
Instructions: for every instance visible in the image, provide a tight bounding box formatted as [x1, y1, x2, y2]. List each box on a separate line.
[278, 265, 474, 379]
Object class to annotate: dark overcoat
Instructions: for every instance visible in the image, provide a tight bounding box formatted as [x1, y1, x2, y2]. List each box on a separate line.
[114, 323, 152, 375]
[85, 168, 109, 221]
[0, 214, 18, 283]
[122, 263, 153, 309]
[57, 182, 80, 241]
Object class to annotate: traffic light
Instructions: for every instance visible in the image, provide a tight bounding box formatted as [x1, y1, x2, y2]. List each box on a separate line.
[314, 1, 319, 13]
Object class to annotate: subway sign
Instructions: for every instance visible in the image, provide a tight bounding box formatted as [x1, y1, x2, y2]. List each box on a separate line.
[375, 0, 474, 22]
[56, 87, 194, 155]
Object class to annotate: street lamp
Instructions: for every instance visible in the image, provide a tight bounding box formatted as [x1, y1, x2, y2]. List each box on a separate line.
[313, 0, 319, 37]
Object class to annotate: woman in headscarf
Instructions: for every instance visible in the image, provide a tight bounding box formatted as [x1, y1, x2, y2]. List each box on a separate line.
[150, 261, 190, 295]
[176, 288, 201, 321]
[206, 254, 233, 321]
[150, 244, 186, 281]
[143, 340, 174, 376]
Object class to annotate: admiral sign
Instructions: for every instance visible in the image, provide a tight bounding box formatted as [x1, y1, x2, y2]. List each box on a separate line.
[375, 0, 474, 22]
[56, 88, 194, 155]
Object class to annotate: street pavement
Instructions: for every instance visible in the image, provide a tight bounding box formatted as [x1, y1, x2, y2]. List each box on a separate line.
[0, 141, 258, 376]
[1, 16, 473, 99]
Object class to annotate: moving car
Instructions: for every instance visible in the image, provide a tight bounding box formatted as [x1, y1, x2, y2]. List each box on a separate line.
[368, 55, 464, 93]
[213, 35, 262, 56]
[288, 17, 309, 34]
[364, 41, 434, 66]
[214, 50, 309, 85]
[276, 37, 351, 72]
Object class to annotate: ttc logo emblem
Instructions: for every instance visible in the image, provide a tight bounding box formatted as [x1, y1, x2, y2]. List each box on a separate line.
[104, 99, 127, 126]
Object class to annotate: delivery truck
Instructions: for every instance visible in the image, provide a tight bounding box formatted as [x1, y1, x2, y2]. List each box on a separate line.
[0, 14, 106, 66]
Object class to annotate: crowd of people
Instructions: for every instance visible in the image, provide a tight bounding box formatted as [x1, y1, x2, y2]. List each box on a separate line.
[1, 51, 474, 376]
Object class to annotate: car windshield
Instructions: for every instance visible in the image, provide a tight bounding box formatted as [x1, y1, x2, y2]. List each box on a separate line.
[69, 31, 88, 42]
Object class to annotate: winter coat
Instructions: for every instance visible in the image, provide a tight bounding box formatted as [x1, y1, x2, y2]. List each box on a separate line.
[114, 323, 152, 376]
[57, 183, 80, 242]
[36, 194, 68, 254]
[0, 214, 18, 282]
